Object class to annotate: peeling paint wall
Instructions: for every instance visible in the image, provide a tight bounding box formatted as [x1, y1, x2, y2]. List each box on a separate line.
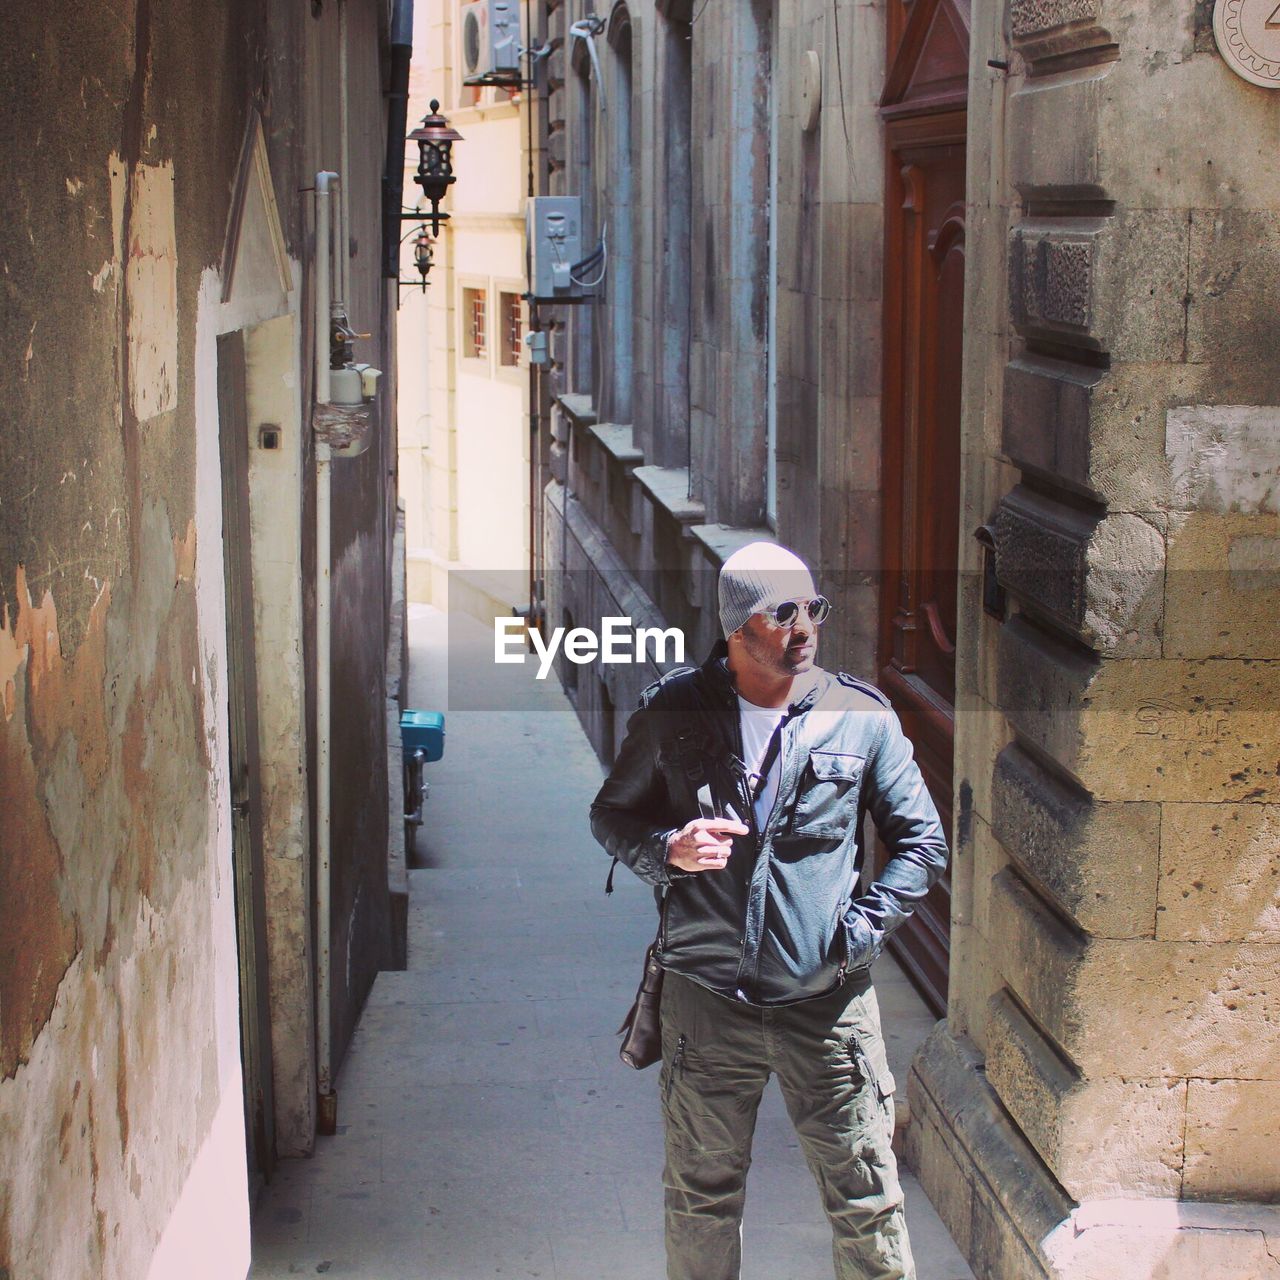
[0, 354, 248, 1278]
[243, 313, 315, 1156]
[0, 0, 271, 1266]
[0, 0, 400, 1272]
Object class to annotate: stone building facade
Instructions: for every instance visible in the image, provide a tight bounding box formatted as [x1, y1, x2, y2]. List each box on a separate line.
[527, 0, 1279, 1274]
[0, 1, 409, 1274]
[398, 0, 532, 623]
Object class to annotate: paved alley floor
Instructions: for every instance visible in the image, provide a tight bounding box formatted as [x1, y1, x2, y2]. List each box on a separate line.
[250, 604, 974, 1280]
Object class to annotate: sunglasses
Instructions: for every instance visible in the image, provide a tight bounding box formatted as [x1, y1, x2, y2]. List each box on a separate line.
[761, 596, 832, 628]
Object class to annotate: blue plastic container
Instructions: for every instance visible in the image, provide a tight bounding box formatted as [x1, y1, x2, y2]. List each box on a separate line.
[400, 709, 446, 762]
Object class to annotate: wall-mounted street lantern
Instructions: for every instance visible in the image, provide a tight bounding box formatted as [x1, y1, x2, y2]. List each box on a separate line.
[391, 98, 460, 305]
[397, 224, 436, 299]
[413, 228, 434, 280]
[407, 100, 463, 236]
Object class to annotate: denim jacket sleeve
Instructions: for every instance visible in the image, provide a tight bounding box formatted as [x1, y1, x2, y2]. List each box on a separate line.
[843, 707, 950, 969]
[589, 698, 682, 889]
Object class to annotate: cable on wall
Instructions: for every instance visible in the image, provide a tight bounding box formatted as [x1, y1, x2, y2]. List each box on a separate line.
[830, 0, 859, 186]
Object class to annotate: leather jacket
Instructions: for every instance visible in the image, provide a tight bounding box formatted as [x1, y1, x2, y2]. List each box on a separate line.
[590, 641, 949, 1006]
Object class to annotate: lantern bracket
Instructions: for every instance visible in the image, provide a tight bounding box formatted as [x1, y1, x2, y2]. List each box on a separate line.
[396, 221, 436, 302]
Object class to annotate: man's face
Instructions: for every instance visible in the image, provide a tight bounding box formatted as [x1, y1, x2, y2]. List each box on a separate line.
[734, 597, 820, 679]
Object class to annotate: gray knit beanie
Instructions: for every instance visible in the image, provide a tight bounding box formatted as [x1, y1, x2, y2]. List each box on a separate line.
[718, 541, 817, 638]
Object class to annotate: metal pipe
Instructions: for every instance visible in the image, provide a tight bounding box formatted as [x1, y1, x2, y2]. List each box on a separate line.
[330, 173, 348, 379]
[525, 0, 539, 626]
[332, 175, 347, 314]
[338, 0, 352, 311]
[315, 172, 338, 404]
[313, 169, 338, 1130]
[315, 437, 334, 1128]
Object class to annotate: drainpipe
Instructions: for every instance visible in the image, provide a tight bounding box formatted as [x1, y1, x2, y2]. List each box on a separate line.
[382, 0, 414, 278]
[316, 173, 336, 403]
[338, 0, 352, 311]
[314, 170, 339, 1134]
[331, 172, 346, 320]
[525, 0, 539, 628]
[315, 437, 334, 1132]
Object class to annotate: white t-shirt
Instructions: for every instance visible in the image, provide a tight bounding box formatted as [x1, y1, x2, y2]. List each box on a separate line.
[737, 695, 787, 829]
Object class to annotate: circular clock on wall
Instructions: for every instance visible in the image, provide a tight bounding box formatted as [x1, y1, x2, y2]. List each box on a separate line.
[1214, 0, 1280, 88]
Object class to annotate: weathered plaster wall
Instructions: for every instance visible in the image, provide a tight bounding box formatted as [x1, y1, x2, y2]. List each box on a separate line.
[243, 312, 315, 1156]
[1, 0, 402, 1267]
[0, 0, 261, 1243]
[910, 0, 1280, 1274]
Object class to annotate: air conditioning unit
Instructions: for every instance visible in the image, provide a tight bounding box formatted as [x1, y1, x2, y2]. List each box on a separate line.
[527, 196, 595, 303]
[461, 0, 520, 84]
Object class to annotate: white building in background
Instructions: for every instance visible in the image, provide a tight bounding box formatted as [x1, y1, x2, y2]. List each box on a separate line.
[398, 1, 531, 620]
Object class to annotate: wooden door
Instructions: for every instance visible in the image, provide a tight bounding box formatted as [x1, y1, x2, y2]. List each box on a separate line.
[216, 331, 276, 1190]
[877, 0, 969, 1015]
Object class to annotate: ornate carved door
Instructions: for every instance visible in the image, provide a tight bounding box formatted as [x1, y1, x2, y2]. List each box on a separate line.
[877, 0, 969, 1014]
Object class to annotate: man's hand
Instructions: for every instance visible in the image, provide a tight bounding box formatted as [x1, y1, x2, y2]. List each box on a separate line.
[665, 818, 750, 873]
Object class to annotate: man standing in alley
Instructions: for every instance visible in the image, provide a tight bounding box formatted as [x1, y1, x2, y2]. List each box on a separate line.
[590, 541, 948, 1280]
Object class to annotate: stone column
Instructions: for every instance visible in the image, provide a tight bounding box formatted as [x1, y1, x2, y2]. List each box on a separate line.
[908, 0, 1280, 1275]
[687, 0, 773, 526]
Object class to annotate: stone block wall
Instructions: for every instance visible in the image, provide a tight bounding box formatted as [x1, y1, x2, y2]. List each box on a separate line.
[911, 0, 1280, 1272]
[535, 0, 894, 764]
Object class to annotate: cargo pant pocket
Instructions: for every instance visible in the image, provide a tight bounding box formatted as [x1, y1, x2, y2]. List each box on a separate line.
[844, 1032, 897, 1153]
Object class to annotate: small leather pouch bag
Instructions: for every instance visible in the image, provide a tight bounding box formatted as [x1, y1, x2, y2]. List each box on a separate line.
[617, 936, 664, 1069]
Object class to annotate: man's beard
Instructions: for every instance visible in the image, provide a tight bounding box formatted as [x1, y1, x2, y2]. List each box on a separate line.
[742, 628, 816, 677]
[782, 639, 816, 673]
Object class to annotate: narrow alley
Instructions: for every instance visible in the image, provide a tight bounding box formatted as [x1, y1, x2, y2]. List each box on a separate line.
[250, 606, 973, 1280]
[5, 0, 1280, 1273]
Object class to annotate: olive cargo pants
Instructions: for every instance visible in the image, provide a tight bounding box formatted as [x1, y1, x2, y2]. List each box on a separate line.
[659, 970, 916, 1280]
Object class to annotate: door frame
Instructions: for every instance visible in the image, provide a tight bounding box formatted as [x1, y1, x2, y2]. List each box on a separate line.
[216, 329, 277, 1189]
[877, 103, 968, 1018]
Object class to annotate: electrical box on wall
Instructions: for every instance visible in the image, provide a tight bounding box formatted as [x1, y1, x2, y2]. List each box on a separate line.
[461, 0, 521, 84]
[524, 330, 549, 366]
[527, 196, 592, 304]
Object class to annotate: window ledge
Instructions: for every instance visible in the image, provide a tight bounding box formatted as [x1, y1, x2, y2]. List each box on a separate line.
[634, 466, 705, 525]
[689, 523, 776, 568]
[448, 101, 521, 126]
[588, 422, 644, 467]
[554, 393, 598, 429]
